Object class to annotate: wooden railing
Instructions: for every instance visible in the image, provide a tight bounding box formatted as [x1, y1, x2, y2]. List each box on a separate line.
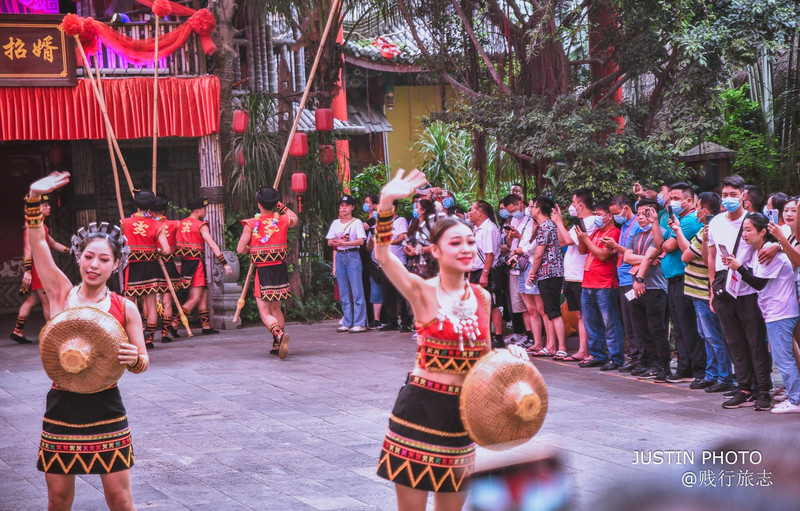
[87, 21, 207, 77]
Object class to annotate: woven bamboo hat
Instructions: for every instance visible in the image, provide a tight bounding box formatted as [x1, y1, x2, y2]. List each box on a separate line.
[460, 349, 548, 450]
[39, 307, 128, 394]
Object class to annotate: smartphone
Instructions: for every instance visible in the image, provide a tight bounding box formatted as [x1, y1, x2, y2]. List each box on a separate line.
[718, 245, 730, 258]
[669, 211, 677, 224]
[705, 214, 714, 223]
[576, 218, 586, 232]
[502, 225, 512, 231]
[624, 289, 637, 301]
[766, 208, 779, 224]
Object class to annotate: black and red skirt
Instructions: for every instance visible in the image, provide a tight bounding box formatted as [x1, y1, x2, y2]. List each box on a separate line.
[254, 262, 290, 302]
[179, 257, 207, 289]
[124, 260, 161, 296]
[37, 384, 134, 475]
[377, 375, 475, 492]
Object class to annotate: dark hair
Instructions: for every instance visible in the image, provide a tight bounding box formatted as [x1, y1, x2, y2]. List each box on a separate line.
[610, 195, 632, 209]
[512, 182, 523, 188]
[534, 196, 554, 216]
[769, 192, 789, 216]
[501, 194, 522, 207]
[635, 198, 659, 212]
[697, 192, 721, 215]
[79, 233, 123, 262]
[409, 199, 438, 235]
[473, 200, 494, 221]
[744, 213, 776, 243]
[429, 217, 472, 245]
[669, 182, 694, 198]
[744, 185, 765, 212]
[720, 174, 745, 191]
[573, 188, 594, 209]
[367, 194, 379, 205]
[594, 199, 611, 214]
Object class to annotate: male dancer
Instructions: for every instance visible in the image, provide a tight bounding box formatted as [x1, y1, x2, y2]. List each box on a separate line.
[10, 195, 69, 343]
[150, 197, 181, 342]
[175, 196, 232, 335]
[120, 189, 170, 349]
[237, 187, 298, 358]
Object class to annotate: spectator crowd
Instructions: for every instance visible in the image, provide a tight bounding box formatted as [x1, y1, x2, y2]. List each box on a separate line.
[327, 175, 800, 415]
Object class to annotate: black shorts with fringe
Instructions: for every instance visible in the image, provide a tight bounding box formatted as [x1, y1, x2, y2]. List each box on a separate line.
[124, 260, 161, 296]
[179, 258, 208, 289]
[377, 374, 475, 493]
[254, 262, 290, 302]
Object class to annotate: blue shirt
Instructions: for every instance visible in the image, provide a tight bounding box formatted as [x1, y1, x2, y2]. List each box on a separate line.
[660, 211, 702, 279]
[617, 216, 641, 286]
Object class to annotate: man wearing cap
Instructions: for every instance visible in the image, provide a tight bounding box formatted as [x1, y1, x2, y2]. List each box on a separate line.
[150, 197, 182, 342]
[9, 194, 70, 344]
[120, 189, 170, 349]
[326, 195, 368, 333]
[175, 196, 233, 336]
[237, 187, 298, 358]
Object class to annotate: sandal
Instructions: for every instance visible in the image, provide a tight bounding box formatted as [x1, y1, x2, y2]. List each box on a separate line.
[561, 355, 584, 362]
[531, 348, 552, 357]
[553, 351, 568, 360]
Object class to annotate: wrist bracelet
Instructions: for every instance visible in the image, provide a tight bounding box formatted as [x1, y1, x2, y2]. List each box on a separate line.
[23, 258, 32, 272]
[127, 354, 149, 374]
[216, 253, 227, 264]
[25, 196, 43, 228]
[277, 202, 287, 214]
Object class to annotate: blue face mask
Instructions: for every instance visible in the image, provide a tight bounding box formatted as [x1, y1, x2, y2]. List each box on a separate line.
[362, 203, 370, 213]
[442, 197, 454, 209]
[722, 197, 741, 213]
[524, 208, 531, 217]
[613, 214, 626, 224]
[412, 209, 420, 219]
[499, 209, 511, 219]
[512, 210, 524, 219]
[594, 217, 605, 229]
[670, 200, 684, 216]
[657, 193, 666, 207]
[372, 211, 378, 220]
[640, 223, 653, 232]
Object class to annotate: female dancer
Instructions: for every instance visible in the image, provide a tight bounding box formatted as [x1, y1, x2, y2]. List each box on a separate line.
[374, 169, 528, 511]
[28, 172, 147, 511]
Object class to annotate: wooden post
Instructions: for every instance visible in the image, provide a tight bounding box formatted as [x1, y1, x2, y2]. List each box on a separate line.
[94, 55, 125, 220]
[152, 16, 160, 192]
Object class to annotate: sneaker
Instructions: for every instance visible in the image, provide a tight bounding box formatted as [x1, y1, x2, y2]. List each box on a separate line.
[517, 338, 535, 350]
[771, 400, 800, 414]
[723, 387, 741, 397]
[722, 391, 755, 409]
[349, 326, 367, 333]
[653, 368, 670, 382]
[161, 335, 172, 344]
[630, 365, 649, 377]
[378, 323, 398, 331]
[754, 392, 772, 411]
[618, 360, 638, 372]
[337, 326, 350, 333]
[399, 325, 413, 333]
[666, 372, 694, 383]
[773, 387, 788, 402]
[9, 332, 32, 344]
[705, 382, 736, 393]
[637, 367, 660, 379]
[368, 320, 382, 329]
[689, 379, 715, 390]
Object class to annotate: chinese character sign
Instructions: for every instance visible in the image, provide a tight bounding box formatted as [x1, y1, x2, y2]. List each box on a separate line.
[0, 14, 76, 86]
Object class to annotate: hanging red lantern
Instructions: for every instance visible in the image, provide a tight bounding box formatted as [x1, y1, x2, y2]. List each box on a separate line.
[319, 144, 336, 165]
[235, 148, 245, 166]
[292, 172, 307, 212]
[232, 109, 249, 134]
[289, 132, 308, 159]
[48, 145, 63, 166]
[315, 108, 334, 132]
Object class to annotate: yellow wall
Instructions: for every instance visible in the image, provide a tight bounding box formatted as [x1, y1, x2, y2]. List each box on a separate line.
[384, 85, 445, 172]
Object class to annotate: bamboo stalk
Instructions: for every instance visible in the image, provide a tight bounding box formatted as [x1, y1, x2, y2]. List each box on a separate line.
[233, 262, 254, 323]
[152, 15, 160, 192]
[94, 55, 125, 220]
[158, 259, 193, 336]
[74, 36, 135, 197]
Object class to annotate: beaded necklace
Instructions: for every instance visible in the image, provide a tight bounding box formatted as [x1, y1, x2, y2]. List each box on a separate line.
[253, 212, 281, 244]
[435, 279, 481, 350]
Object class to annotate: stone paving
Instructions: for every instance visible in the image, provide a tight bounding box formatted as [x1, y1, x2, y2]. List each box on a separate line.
[0, 315, 794, 511]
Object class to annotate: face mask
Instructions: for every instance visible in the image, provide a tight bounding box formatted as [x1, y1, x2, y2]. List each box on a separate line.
[499, 209, 511, 219]
[524, 208, 531, 217]
[722, 197, 741, 213]
[412, 209, 420, 219]
[568, 205, 578, 217]
[670, 200, 684, 216]
[640, 223, 653, 232]
[362, 203, 370, 213]
[657, 193, 666, 207]
[512, 210, 524, 219]
[372, 211, 378, 220]
[442, 197, 454, 209]
[613, 214, 626, 224]
[633, 200, 640, 211]
[594, 217, 605, 229]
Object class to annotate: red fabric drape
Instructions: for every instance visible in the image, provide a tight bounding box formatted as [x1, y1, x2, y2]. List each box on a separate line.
[0, 76, 220, 140]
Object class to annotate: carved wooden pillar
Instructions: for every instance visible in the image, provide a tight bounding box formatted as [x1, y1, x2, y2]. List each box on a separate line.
[71, 140, 97, 227]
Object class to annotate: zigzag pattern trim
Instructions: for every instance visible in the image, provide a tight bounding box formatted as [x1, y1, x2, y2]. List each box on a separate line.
[38, 445, 133, 474]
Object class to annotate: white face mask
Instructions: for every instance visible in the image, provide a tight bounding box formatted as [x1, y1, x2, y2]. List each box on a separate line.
[568, 204, 579, 217]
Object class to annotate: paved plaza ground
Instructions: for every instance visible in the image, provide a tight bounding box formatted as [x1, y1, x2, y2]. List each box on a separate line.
[0, 315, 794, 510]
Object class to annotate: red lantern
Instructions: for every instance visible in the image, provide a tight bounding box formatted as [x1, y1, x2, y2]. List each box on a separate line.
[48, 145, 63, 166]
[319, 144, 336, 165]
[292, 172, 307, 212]
[315, 108, 334, 131]
[289, 132, 308, 159]
[235, 149, 245, 166]
[232, 109, 249, 134]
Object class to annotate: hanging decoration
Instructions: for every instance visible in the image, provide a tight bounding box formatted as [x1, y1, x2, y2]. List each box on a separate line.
[232, 109, 249, 134]
[315, 108, 334, 131]
[288, 132, 308, 159]
[291, 172, 307, 212]
[371, 37, 401, 59]
[319, 144, 335, 165]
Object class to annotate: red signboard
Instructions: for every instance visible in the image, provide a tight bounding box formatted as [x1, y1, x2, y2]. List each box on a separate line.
[0, 14, 76, 86]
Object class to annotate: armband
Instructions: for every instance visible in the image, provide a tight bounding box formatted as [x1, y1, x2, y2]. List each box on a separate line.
[217, 253, 227, 265]
[25, 196, 43, 228]
[276, 201, 287, 214]
[23, 258, 32, 272]
[376, 210, 394, 245]
[127, 354, 149, 374]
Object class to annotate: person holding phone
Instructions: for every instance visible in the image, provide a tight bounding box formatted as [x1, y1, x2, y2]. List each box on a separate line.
[327, 195, 368, 333]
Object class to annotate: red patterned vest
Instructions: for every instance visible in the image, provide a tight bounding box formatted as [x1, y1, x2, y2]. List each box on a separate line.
[241, 213, 289, 267]
[120, 213, 162, 261]
[176, 217, 207, 260]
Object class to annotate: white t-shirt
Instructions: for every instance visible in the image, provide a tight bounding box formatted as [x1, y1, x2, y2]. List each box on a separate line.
[752, 252, 799, 322]
[390, 216, 409, 263]
[326, 217, 366, 251]
[563, 216, 599, 282]
[707, 212, 756, 296]
[473, 219, 500, 271]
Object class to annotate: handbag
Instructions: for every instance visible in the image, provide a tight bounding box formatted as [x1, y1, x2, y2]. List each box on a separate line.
[711, 214, 747, 299]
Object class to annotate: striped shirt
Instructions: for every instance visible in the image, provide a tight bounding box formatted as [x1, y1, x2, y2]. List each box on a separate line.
[684, 226, 710, 301]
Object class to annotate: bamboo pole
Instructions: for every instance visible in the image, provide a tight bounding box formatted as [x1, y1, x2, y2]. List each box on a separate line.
[233, 0, 342, 323]
[73, 36, 135, 197]
[158, 259, 193, 336]
[94, 55, 125, 220]
[152, 16, 160, 192]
